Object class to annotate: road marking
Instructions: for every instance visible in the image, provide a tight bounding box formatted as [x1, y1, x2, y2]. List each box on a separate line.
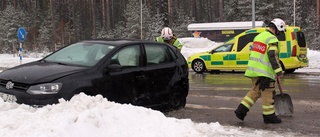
[186, 104, 235, 110]
[188, 94, 243, 100]
[190, 87, 250, 91]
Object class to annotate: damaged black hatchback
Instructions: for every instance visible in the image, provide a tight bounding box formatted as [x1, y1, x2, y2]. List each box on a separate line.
[0, 39, 189, 111]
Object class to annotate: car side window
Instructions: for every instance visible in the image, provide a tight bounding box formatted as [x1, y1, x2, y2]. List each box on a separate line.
[213, 44, 233, 52]
[145, 44, 172, 65]
[296, 31, 306, 47]
[277, 31, 286, 41]
[237, 33, 258, 52]
[110, 45, 140, 67]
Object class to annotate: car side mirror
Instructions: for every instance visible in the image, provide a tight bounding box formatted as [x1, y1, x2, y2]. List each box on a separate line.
[107, 64, 123, 72]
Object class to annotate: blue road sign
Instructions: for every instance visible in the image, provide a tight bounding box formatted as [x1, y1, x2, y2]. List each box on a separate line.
[17, 27, 26, 41]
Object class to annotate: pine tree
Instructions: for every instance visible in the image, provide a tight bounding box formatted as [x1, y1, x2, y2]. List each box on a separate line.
[0, 5, 26, 53]
[224, 0, 246, 21]
[123, 0, 142, 39]
[145, 9, 164, 40]
[172, 8, 195, 37]
[38, 10, 53, 53]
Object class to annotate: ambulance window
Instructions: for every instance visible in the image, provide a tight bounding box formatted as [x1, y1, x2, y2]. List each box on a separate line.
[213, 44, 233, 52]
[237, 33, 258, 52]
[296, 32, 306, 47]
[277, 31, 285, 41]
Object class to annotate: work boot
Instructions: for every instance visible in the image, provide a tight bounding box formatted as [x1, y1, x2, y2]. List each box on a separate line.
[234, 104, 249, 121]
[263, 113, 282, 124]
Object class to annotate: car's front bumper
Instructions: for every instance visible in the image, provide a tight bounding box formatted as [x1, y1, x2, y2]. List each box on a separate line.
[0, 85, 60, 106]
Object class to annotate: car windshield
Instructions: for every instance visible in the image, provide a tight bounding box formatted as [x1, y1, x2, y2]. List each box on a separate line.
[44, 42, 115, 67]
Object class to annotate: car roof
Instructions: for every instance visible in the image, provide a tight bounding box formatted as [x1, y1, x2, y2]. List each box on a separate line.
[80, 39, 160, 46]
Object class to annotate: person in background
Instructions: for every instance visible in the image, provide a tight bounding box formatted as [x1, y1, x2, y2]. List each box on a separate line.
[155, 27, 182, 50]
[234, 18, 286, 124]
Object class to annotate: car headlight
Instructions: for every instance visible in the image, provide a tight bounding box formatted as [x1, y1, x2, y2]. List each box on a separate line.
[26, 83, 63, 95]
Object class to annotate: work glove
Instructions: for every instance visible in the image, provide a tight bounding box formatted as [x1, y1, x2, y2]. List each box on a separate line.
[255, 77, 270, 91]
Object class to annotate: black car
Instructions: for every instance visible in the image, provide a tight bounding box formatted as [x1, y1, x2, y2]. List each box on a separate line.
[0, 39, 189, 111]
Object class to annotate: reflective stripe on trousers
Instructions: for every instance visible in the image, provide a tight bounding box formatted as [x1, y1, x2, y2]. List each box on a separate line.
[240, 77, 276, 115]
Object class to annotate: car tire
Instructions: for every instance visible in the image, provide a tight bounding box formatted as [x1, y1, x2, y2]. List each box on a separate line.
[192, 60, 206, 73]
[280, 61, 296, 73]
[169, 86, 186, 110]
[285, 69, 296, 73]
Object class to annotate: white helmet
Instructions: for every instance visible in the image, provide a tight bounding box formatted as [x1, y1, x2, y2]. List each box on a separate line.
[161, 27, 173, 40]
[270, 18, 286, 31]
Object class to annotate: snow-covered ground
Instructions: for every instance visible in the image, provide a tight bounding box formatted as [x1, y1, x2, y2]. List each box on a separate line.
[0, 38, 319, 137]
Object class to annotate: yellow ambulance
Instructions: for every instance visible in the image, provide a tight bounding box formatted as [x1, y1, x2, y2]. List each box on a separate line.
[187, 26, 309, 73]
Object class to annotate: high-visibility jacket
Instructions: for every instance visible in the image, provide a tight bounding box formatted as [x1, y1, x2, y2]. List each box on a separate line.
[155, 35, 182, 50]
[245, 30, 282, 80]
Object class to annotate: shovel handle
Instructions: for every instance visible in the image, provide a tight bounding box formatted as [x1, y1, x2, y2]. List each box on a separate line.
[276, 77, 284, 95]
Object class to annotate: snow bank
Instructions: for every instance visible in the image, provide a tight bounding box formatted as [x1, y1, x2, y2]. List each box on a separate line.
[179, 37, 222, 60]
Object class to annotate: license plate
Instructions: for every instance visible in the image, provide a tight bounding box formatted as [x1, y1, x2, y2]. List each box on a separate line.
[0, 93, 17, 102]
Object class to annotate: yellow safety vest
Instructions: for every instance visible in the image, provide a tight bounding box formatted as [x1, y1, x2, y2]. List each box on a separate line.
[155, 36, 182, 50]
[244, 31, 280, 80]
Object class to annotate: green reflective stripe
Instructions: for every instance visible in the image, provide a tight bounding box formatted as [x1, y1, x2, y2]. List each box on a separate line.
[249, 57, 272, 67]
[200, 55, 211, 61]
[247, 66, 275, 79]
[236, 61, 248, 65]
[279, 41, 292, 59]
[211, 61, 223, 65]
[223, 55, 228, 60]
[279, 53, 288, 58]
[228, 54, 236, 60]
[286, 41, 291, 57]
[223, 54, 236, 60]
[262, 105, 275, 115]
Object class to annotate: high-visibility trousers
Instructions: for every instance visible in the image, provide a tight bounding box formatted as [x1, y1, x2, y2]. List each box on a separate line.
[240, 77, 276, 115]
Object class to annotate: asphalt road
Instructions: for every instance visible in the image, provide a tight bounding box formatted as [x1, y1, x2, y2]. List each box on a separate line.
[165, 71, 320, 136]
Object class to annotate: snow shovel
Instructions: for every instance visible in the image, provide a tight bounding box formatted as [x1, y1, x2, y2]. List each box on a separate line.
[274, 77, 294, 116]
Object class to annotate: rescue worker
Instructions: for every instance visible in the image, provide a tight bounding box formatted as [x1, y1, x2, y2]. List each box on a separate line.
[234, 18, 286, 124]
[155, 27, 182, 50]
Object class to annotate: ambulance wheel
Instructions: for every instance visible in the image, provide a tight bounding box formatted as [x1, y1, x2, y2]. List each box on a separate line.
[192, 60, 206, 73]
[285, 69, 296, 73]
[280, 62, 295, 73]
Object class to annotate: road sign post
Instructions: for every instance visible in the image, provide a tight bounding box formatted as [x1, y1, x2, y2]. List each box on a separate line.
[17, 27, 26, 65]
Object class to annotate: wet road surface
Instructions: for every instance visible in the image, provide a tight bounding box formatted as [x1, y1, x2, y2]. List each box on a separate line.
[165, 71, 320, 136]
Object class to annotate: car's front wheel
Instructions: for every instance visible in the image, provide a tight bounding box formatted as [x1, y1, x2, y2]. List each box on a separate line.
[169, 86, 186, 110]
[192, 59, 206, 73]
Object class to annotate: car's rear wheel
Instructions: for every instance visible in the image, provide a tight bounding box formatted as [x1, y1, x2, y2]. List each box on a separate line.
[192, 60, 206, 73]
[280, 61, 296, 73]
[169, 86, 186, 110]
[285, 68, 296, 73]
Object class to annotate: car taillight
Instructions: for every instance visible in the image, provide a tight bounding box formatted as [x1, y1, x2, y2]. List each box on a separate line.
[291, 45, 297, 57]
